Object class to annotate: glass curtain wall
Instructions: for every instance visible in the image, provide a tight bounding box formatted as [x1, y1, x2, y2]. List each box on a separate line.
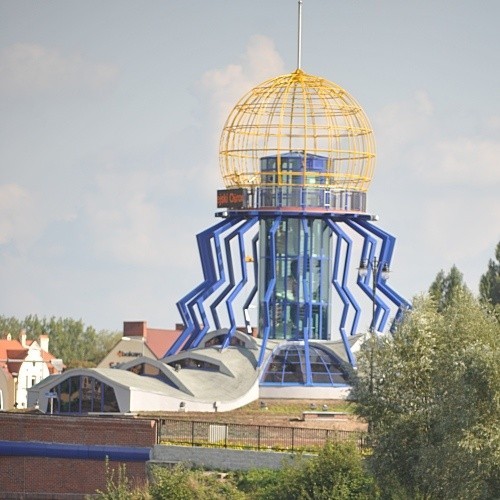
[262, 344, 348, 386]
[259, 217, 331, 340]
[50, 375, 120, 414]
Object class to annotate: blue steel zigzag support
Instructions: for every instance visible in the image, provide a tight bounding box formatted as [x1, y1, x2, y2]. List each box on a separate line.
[326, 218, 363, 335]
[258, 216, 282, 367]
[221, 217, 259, 349]
[205, 217, 251, 345]
[325, 218, 358, 367]
[208, 218, 244, 331]
[242, 231, 260, 333]
[346, 219, 390, 332]
[166, 217, 242, 357]
[357, 219, 411, 328]
[188, 215, 250, 350]
[184, 217, 244, 351]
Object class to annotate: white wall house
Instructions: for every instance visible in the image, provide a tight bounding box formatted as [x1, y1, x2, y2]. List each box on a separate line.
[0, 332, 63, 410]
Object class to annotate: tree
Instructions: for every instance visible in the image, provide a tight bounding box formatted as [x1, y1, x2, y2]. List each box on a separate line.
[352, 293, 500, 499]
[0, 314, 120, 368]
[479, 241, 500, 309]
[429, 265, 471, 312]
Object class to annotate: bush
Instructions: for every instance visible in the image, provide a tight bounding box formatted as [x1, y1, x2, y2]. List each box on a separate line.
[236, 441, 378, 500]
[95, 444, 377, 499]
[93, 459, 149, 500]
[149, 464, 244, 500]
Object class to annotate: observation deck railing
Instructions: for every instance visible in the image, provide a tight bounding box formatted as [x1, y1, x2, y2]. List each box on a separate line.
[244, 187, 366, 212]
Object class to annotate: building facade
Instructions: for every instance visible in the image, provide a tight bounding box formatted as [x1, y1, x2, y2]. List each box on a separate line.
[0, 332, 63, 410]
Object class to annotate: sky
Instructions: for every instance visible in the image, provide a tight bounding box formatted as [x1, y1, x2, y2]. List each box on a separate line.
[1, 0, 499, 333]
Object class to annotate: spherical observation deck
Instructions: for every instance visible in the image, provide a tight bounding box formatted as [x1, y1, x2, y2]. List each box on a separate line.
[219, 69, 376, 199]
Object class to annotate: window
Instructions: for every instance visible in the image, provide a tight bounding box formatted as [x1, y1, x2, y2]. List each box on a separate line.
[167, 358, 219, 372]
[51, 375, 119, 414]
[126, 363, 179, 388]
[261, 344, 348, 386]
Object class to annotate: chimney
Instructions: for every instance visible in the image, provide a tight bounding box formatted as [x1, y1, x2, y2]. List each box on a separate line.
[123, 321, 147, 339]
[6, 333, 11, 341]
[39, 334, 49, 352]
[19, 329, 27, 348]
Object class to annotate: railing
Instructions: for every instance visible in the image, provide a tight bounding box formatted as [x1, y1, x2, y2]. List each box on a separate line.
[253, 187, 367, 212]
[158, 418, 367, 453]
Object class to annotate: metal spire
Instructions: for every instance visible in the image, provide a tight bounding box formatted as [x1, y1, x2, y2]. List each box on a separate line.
[297, 0, 303, 70]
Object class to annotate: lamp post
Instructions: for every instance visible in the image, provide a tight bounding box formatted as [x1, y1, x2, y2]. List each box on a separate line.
[12, 373, 18, 409]
[358, 256, 390, 333]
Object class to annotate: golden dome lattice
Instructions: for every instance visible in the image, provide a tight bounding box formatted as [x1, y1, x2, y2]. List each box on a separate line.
[219, 69, 375, 192]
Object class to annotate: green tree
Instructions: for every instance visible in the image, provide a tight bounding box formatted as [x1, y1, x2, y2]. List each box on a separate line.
[479, 241, 500, 309]
[428, 265, 470, 312]
[0, 314, 120, 368]
[352, 293, 500, 499]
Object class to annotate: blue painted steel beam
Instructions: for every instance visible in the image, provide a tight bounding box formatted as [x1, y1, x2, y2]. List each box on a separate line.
[345, 219, 390, 332]
[213, 217, 258, 349]
[197, 217, 243, 332]
[347, 219, 410, 332]
[189, 217, 256, 349]
[242, 232, 260, 333]
[186, 217, 245, 348]
[0, 440, 150, 461]
[258, 216, 282, 367]
[166, 217, 242, 356]
[325, 219, 358, 367]
[205, 218, 251, 345]
[300, 217, 313, 385]
[357, 219, 412, 328]
[326, 218, 362, 334]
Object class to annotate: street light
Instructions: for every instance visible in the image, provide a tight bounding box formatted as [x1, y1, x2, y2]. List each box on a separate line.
[358, 256, 390, 333]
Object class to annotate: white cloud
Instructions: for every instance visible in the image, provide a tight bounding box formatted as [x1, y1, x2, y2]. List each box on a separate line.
[78, 37, 284, 271]
[200, 34, 285, 130]
[0, 43, 118, 96]
[375, 92, 500, 188]
[374, 90, 436, 170]
[371, 91, 500, 299]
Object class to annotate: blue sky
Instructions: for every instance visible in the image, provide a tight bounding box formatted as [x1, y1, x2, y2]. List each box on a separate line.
[1, 0, 499, 332]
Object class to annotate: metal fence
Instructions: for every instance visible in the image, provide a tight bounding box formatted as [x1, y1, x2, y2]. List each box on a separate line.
[158, 419, 367, 453]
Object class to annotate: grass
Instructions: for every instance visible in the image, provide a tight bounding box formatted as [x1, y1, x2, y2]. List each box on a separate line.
[233, 399, 355, 415]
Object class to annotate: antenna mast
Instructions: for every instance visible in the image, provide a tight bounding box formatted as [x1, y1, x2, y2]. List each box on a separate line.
[297, 0, 303, 69]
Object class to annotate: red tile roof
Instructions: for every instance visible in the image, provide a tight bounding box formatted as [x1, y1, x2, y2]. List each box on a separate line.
[145, 328, 183, 359]
[0, 338, 59, 374]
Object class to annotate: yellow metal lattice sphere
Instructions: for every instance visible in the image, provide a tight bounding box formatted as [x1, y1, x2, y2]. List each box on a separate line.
[219, 69, 375, 192]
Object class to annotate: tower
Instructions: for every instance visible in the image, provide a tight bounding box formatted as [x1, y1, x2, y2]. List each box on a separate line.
[166, 5, 410, 392]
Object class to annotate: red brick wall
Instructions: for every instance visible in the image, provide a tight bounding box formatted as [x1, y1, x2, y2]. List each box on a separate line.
[0, 413, 157, 499]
